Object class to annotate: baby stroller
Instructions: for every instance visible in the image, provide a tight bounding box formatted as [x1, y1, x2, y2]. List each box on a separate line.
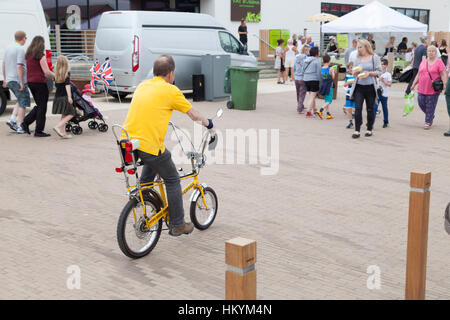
[65, 82, 109, 135]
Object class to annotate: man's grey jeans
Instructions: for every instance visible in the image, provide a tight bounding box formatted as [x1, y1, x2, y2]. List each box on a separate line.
[137, 149, 185, 228]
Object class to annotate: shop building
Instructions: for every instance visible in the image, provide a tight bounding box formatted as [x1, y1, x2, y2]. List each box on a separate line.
[41, 0, 450, 51]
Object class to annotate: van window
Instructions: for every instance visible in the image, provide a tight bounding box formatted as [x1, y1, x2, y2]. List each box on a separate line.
[96, 29, 132, 51]
[229, 34, 241, 53]
[219, 32, 241, 54]
[219, 32, 232, 53]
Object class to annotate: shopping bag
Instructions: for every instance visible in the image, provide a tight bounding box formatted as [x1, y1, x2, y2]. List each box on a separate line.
[402, 92, 415, 116]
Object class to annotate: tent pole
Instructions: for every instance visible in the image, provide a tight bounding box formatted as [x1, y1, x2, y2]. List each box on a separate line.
[320, 21, 323, 54]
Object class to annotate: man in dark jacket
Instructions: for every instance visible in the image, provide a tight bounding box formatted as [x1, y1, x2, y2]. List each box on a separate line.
[238, 19, 248, 49]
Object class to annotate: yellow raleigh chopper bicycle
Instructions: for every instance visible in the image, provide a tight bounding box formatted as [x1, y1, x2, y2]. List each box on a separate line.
[112, 108, 223, 259]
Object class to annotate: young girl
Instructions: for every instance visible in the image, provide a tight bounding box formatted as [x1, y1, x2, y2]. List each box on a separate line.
[317, 54, 335, 119]
[275, 39, 285, 84]
[284, 39, 297, 83]
[52, 55, 76, 139]
[344, 62, 356, 128]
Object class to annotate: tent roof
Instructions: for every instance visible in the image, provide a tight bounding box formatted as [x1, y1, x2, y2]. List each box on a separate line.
[321, 0, 428, 33]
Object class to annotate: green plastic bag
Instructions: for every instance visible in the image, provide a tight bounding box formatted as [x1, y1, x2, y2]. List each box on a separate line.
[402, 92, 414, 116]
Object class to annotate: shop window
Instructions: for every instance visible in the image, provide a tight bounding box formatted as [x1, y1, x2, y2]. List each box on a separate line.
[143, 0, 170, 10]
[42, 0, 57, 28]
[405, 9, 414, 19]
[341, 5, 351, 12]
[176, 0, 200, 13]
[321, 3, 429, 27]
[331, 4, 340, 12]
[117, 0, 131, 10]
[88, 1, 116, 29]
[57, 0, 88, 30]
[419, 10, 429, 24]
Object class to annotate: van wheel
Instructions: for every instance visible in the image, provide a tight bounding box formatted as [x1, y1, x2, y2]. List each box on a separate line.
[108, 91, 128, 100]
[0, 89, 7, 116]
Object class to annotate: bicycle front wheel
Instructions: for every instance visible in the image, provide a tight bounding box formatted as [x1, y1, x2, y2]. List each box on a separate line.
[190, 187, 218, 230]
[117, 196, 162, 259]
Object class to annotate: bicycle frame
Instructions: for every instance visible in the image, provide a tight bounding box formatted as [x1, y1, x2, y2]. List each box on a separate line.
[112, 124, 212, 230]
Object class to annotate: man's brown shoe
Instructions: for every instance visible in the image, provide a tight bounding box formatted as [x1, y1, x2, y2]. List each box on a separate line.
[169, 222, 194, 237]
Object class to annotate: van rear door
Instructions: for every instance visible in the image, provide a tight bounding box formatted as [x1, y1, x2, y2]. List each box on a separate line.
[141, 27, 218, 90]
[94, 12, 137, 90]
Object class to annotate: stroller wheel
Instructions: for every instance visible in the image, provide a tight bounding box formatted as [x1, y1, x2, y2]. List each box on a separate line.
[72, 126, 83, 135]
[98, 123, 108, 132]
[88, 121, 98, 130]
[65, 123, 72, 133]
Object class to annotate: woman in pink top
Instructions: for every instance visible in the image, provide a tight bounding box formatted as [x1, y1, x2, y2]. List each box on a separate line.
[411, 45, 448, 129]
[445, 57, 450, 136]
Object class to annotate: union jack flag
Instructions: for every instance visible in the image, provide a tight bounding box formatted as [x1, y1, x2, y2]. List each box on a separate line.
[99, 59, 115, 87]
[89, 60, 101, 90]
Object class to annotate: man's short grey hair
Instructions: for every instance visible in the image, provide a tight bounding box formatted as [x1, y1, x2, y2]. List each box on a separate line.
[153, 54, 175, 77]
[420, 36, 428, 44]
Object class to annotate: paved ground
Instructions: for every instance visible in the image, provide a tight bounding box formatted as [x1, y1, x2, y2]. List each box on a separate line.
[1, 79, 450, 299]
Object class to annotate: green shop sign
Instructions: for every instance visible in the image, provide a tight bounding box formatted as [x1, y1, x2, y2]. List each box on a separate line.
[269, 30, 290, 49]
[231, 0, 261, 22]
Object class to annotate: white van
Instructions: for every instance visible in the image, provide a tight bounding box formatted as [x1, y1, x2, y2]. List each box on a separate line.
[94, 11, 257, 99]
[0, 0, 52, 115]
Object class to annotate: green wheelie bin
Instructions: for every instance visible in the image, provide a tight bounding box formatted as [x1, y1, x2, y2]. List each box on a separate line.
[227, 66, 260, 110]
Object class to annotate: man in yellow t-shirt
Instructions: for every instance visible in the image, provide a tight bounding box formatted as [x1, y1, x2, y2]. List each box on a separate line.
[122, 55, 213, 237]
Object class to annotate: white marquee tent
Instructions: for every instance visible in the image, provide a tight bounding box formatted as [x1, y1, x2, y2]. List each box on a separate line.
[321, 0, 428, 33]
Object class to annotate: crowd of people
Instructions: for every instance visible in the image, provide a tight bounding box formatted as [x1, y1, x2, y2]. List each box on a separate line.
[4, 28, 450, 140]
[285, 34, 450, 138]
[2, 30, 90, 139]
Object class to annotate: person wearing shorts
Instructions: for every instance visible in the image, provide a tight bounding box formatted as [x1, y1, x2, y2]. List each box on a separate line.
[302, 47, 322, 117]
[274, 39, 285, 84]
[316, 54, 335, 119]
[284, 39, 297, 83]
[304, 81, 319, 92]
[2, 30, 29, 134]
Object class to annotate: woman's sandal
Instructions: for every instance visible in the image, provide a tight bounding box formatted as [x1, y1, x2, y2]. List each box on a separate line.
[352, 132, 360, 139]
[53, 127, 64, 138]
[365, 131, 373, 137]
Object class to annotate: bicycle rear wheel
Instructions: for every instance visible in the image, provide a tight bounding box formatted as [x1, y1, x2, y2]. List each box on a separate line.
[117, 196, 162, 259]
[190, 187, 218, 230]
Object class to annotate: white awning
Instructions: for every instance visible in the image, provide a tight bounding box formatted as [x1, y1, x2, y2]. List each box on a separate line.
[322, 1, 428, 33]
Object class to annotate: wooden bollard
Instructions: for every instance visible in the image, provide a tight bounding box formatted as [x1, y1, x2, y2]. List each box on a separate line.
[225, 237, 256, 300]
[405, 171, 431, 300]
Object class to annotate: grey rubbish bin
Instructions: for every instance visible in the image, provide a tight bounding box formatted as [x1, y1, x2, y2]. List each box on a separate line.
[201, 54, 231, 101]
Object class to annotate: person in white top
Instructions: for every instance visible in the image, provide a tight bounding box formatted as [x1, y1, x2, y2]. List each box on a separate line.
[284, 39, 298, 83]
[349, 49, 358, 64]
[373, 59, 392, 128]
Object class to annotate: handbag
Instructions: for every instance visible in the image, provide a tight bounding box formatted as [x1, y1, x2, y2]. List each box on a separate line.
[377, 86, 383, 97]
[372, 56, 383, 97]
[426, 61, 444, 92]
